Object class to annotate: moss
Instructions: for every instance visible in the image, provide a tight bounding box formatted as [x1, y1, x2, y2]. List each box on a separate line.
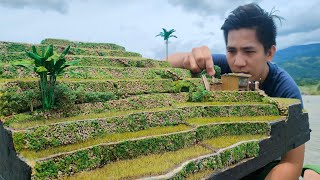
[14, 108, 188, 150]
[9, 107, 173, 129]
[33, 131, 197, 178]
[63, 145, 211, 180]
[12, 132, 26, 151]
[187, 116, 284, 125]
[171, 141, 260, 179]
[189, 90, 264, 103]
[196, 122, 270, 141]
[41, 38, 126, 51]
[203, 134, 267, 149]
[185, 169, 213, 180]
[180, 104, 279, 120]
[20, 125, 192, 160]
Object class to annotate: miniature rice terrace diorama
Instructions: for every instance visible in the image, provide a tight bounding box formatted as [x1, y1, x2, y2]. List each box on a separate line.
[0, 39, 310, 180]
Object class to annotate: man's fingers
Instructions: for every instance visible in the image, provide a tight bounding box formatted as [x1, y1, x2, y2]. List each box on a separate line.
[192, 47, 205, 69]
[183, 54, 201, 73]
[205, 58, 215, 76]
[201, 46, 215, 76]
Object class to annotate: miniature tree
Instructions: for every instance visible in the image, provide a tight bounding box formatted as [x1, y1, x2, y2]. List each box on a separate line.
[14, 45, 77, 109]
[156, 28, 177, 60]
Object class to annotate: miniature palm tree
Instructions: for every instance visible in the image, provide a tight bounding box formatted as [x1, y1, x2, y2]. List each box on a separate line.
[156, 28, 177, 60]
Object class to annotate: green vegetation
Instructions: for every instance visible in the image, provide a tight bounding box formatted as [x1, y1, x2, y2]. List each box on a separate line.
[156, 28, 177, 60]
[0, 39, 302, 179]
[187, 116, 284, 125]
[41, 38, 126, 51]
[64, 145, 211, 180]
[204, 134, 267, 149]
[20, 125, 192, 160]
[33, 131, 197, 179]
[273, 44, 320, 87]
[278, 56, 320, 86]
[12, 45, 77, 109]
[299, 83, 320, 95]
[172, 141, 260, 179]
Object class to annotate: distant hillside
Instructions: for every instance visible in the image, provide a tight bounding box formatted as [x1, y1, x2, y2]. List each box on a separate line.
[273, 43, 320, 85]
[273, 43, 320, 63]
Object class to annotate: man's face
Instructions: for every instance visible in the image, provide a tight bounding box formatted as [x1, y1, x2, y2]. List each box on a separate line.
[226, 28, 273, 81]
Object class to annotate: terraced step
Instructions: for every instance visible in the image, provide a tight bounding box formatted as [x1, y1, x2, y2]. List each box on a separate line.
[29, 123, 269, 179]
[0, 49, 141, 63]
[66, 56, 171, 68]
[1, 78, 201, 115]
[66, 145, 212, 180]
[19, 124, 193, 160]
[149, 140, 262, 180]
[0, 64, 193, 80]
[4, 93, 188, 128]
[0, 40, 125, 52]
[11, 103, 278, 152]
[3, 91, 268, 129]
[41, 38, 126, 51]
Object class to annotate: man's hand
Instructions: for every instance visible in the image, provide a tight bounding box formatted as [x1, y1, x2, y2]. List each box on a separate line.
[265, 144, 305, 180]
[167, 46, 215, 76]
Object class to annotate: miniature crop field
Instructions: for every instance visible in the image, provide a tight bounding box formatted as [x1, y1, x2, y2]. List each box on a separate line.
[0, 39, 310, 180]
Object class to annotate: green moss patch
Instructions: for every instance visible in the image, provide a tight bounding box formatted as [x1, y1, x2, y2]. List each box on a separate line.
[63, 145, 211, 180]
[196, 122, 270, 141]
[6, 93, 188, 128]
[172, 141, 260, 179]
[20, 124, 192, 160]
[203, 134, 267, 149]
[62, 66, 193, 80]
[1, 79, 195, 115]
[33, 131, 197, 179]
[29, 121, 268, 179]
[176, 101, 268, 107]
[187, 116, 285, 125]
[13, 108, 186, 151]
[8, 107, 173, 129]
[41, 38, 126, 51]
[189, 91, 265, 103]
[180, 104, 280, 119]
[66, 56, 171, 68]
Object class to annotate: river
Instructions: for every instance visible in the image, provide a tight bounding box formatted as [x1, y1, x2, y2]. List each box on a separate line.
[303, 95, 320, 165]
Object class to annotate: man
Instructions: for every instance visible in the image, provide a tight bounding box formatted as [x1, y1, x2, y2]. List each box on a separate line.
[168, 3, 304, 180]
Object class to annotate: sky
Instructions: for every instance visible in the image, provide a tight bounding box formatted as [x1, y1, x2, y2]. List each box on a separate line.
[0, 0, 320, 60]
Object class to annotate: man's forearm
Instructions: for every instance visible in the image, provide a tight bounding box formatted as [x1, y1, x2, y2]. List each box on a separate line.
[265, 144, 305, 180]
[167, 52, 189, 68]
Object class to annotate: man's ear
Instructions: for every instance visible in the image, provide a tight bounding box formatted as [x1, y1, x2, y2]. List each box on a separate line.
[267, 45, 276, 62]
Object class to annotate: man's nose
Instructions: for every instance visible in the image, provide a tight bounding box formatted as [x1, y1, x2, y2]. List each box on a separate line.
[234, 53, 246, 67]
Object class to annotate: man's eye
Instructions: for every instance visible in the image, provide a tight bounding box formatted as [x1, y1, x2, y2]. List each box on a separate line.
[246, 51, 255, 54]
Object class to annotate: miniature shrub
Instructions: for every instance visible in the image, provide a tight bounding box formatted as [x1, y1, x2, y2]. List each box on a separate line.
[173, 80, 191, 93]
[54, 84, 77, 108]
[0, 90, 41, 116]
[188, 86, 210, 102]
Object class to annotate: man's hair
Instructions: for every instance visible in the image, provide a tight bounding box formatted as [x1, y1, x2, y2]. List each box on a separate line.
[221, 3, 282, 53]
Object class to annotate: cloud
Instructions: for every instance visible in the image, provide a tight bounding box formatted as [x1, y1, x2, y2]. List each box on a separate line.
[0, 0, 70, 14]
[168, 0, 262, 17]
[273, 1, 320, 35]
[277, 28, 320, 50]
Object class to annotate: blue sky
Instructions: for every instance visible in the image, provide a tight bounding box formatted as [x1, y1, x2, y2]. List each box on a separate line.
[1, 0, 319, 59]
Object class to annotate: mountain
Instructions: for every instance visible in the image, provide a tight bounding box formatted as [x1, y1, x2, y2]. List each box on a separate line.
[273, 43, 320, 63]
[273, 43, 320, 85]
